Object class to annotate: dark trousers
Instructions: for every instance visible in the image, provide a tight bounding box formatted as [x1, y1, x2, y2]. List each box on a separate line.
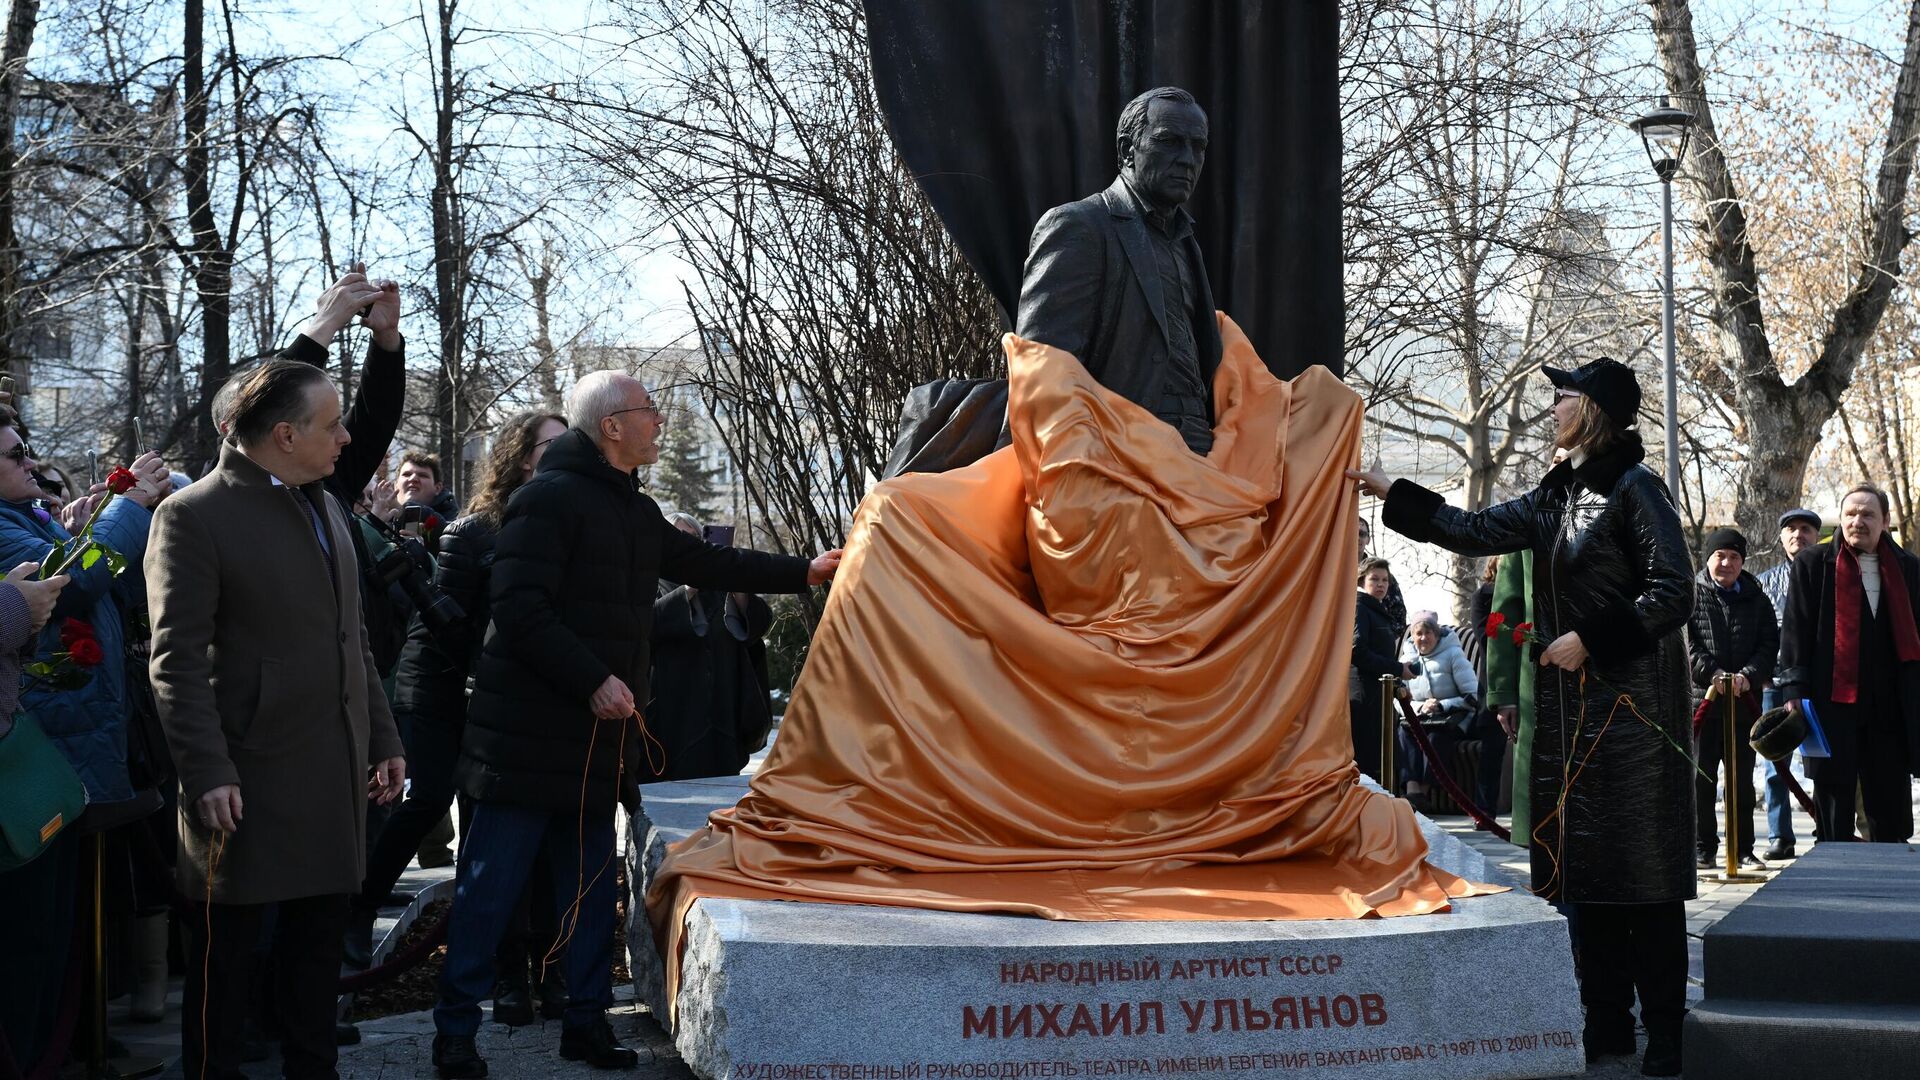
[1811, 676, 1915, 843]
[1693, 715, 1758, 858]
[433, 802, 616, 1038]
[358, 713, 464, 911]
[1350, 695, 1383, 785]
[182, 893, 349, 1080]
[1574, 900, 1687, 1044]
[0, 832, 80, 1073]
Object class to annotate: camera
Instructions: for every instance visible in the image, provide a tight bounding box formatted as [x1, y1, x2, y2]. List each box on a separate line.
[366, 513, 464, 639]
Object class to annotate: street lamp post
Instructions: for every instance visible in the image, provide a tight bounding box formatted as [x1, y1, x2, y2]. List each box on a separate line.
[1631, 101, 1695, 504]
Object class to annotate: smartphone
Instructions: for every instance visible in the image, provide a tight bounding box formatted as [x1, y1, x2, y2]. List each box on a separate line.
[703, 524, 735, 547]
[86, 449, 99, 489]
[0, 375, 14, 399]
[133, 417, 148, 454]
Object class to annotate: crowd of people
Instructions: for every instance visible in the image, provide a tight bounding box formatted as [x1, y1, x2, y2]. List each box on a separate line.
[1351, 357, 1920, 1078]
[3, 260, 1916, 1080]
[0, 268, 843, 1080]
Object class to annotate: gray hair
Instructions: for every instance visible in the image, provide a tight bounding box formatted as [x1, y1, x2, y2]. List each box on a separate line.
[665, 511, 701, 534]
[1115, 87, 1203, 168]
[566, 370, 641, 436]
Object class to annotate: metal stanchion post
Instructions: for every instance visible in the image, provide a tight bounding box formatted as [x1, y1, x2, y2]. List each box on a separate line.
[85, 831, 164, 1079]
[1709, 672, 1768, 884]
[1379, 674, 1398, 794]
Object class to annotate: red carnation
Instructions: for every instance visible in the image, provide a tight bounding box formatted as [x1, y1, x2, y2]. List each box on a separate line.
[105, 467, 138, 495]
[68, 637, 104, 667]
[1484, 612, 1506, 637]
[59, 617, 95, 649]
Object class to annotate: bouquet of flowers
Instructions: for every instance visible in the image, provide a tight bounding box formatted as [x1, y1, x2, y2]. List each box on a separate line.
[24, 618, 107, 692]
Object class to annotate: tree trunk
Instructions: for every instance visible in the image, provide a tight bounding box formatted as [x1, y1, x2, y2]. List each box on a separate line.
[184, 0, 232, 469]
[1649, 0, 1920, 550]
[429, 0, 464, 474]
[0, 0, 43, 381]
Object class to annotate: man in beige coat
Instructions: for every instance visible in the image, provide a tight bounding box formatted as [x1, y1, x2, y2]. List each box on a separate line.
[147, 358, 406, 1080]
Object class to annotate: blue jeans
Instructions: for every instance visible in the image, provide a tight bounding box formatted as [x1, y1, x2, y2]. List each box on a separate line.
[434, 801, 617, 1037]
[1760, 689, 1796, 844]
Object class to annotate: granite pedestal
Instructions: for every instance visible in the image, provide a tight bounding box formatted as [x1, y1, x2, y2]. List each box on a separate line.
[628, 776, 1582, 1080]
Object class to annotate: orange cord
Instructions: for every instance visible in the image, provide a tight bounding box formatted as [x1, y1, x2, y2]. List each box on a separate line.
[200, 830, 226, 1080]
[542, 709, 655, 978]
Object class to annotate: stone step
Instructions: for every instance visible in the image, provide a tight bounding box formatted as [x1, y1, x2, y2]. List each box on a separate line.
[1682, 998, 1920, 1080]
[1700, 844, 1920, 1006]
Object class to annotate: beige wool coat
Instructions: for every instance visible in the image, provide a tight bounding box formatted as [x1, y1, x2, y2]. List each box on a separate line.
[146, 443, 403, 905]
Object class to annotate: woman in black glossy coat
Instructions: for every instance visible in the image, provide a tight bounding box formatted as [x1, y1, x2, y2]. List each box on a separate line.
[1350, 360, 1695, 1075]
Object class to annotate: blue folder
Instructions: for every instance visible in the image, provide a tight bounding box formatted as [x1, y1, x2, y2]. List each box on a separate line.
[1799, 699, 1832, 759]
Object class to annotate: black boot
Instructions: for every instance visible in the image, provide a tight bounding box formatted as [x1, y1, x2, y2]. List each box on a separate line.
[1583, 1019, 1636, 1062]
[559, 1016, 640, 1070]
[433, 1033, 489, 1078]
[1641, 1027, 1681, 1077]
[538, 960, 570, 1021]
[492, 985, 535, 1027]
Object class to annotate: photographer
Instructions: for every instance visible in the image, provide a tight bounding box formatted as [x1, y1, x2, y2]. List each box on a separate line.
[396, 450, 460, 520]
[347, 413, 568, 1013]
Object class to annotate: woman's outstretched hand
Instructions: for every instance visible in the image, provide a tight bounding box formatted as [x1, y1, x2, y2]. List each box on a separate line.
[1346, 467, 1392, 500]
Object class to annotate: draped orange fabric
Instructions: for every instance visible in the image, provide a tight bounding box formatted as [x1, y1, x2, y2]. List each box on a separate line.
[648, 317, 1497, 1011]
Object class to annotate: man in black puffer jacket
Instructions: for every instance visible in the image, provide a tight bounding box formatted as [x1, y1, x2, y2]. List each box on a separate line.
[429, 372, 841, 1079]
[1686, 528, 1777, 869]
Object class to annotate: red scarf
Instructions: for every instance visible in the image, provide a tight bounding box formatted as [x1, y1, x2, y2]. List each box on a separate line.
[1833, 536, 1920, 703]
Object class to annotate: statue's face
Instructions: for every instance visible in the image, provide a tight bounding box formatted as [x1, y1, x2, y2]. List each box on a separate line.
[1123, 99, 1208, 210]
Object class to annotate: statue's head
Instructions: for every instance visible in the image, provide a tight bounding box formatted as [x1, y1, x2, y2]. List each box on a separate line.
[1116, 87, 1209, 212]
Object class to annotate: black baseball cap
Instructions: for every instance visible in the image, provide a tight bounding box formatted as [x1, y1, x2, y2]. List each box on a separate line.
[1777, 508, 1820, 531]
[1543, 357, 1641, 430]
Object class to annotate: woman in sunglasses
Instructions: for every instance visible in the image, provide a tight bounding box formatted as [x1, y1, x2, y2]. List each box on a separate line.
[0, 411, 170, 1070]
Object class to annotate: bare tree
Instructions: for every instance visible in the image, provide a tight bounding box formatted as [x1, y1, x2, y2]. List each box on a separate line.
[1344, 0, 1646, 619]
[1648, 0, 1920, 549]
[528, 0, 1001, 567]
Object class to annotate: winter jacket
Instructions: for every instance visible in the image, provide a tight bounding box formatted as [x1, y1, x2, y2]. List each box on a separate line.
[1385, 437, 1696, 904]
[457, 429, 811, 815]
[391, 512, 496, 729]
[0, 495, 152, 802]
[1350, 590, 1402, 702]
[1755, 561, 1792, 630]
[1400, 629, 1478, 713]
[1686, 569, 1778, 708]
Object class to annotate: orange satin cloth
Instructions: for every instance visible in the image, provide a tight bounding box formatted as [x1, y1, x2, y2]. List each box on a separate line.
[648, 317, 1497, 1012]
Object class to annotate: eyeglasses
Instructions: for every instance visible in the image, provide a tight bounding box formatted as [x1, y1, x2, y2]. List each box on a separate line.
[608, 404, 662, 421]
[1554, 389, 1583, 400]
[1, 443, 36, 465]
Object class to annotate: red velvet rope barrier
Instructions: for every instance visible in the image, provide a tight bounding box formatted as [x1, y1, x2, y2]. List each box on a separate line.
[1392, 694, 1513, 843]
[336, 905, 450, 993]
